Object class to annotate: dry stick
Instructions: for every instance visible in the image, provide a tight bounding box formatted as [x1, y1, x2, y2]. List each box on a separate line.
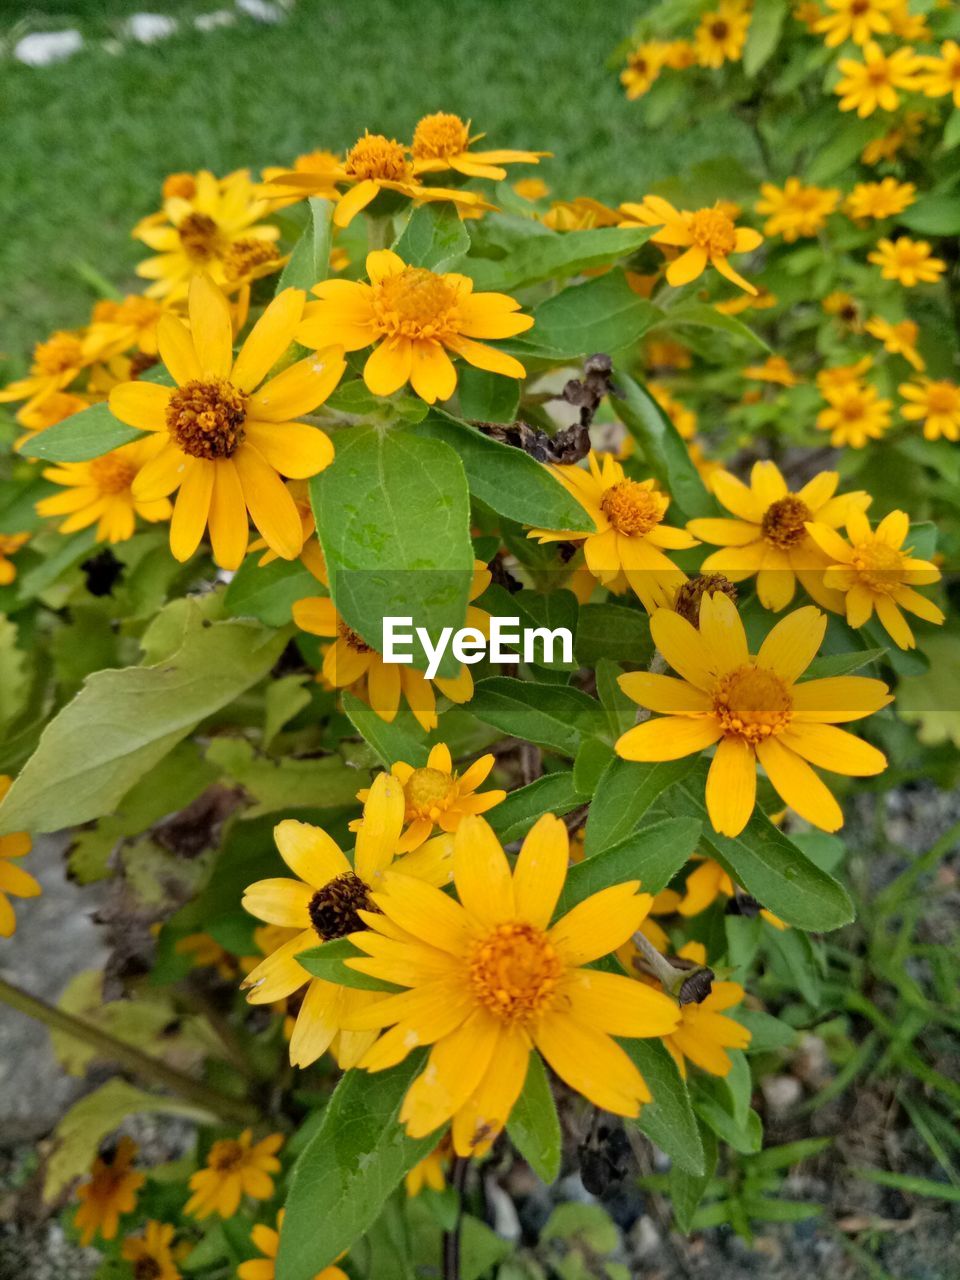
[0, 976, 256, 1125]
[442, 1156, 471, 1280]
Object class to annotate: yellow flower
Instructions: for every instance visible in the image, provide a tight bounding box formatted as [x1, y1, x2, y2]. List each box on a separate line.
[543, 196, 620, 231]
[185, 1130, 283, 1220]
[410, 112, 547, 180]
[645, 336, 693, 369]
[821, 291, 862, 329]
[238, 1211, 347, 1280]
[615, 593, 891, 836]
[649, 383, 697, 439]
[694, 0, 752, 67]
[85, 295, 168, 363]
[0, 777, 39, 938]
[918, 39, 960, 107]
[806, 508, 944, 649]
[297, 249, 531, 404]
[755, 179, 840, 241]
[108, 274, 343, 570]
[793, 2, 824, 31]
[175, 932, 238, 980]
[663, 39, 698, 69]
[405, 1135, 453, 1196]
[74, 1136, 145, 1246]
[355, 742, 506, 854]
[241, 775, 454, 1068]
[622, 196, 763, 294]
[715, 286, 777, 316]
[0, 533, 29, 586]
[844, 178, 916, 221]
[345, 814, 681, 1154]
[814, 0, 896, 47]
[660, 942, 751, 1078]
[835, 42, 922, 116]
[675, 856, 786, 929]
[743, 356, 799, 387]
[861, 110, 925, 164]
[816, 355, 873, 394]
[0, 330, 93, 416]
[134, 168, 280, 301]
[36, 438, 173, 545]
[121, 1221, 181, 1280]
[261, 149, 342, 208]
[899, 377, 960, 441]
[868, 236, 946, 286]
[620, 43, 668, 98]
[864, 315, 924, 370]
[527, 450, 698, 612]
[889, 2, 930, 41]
[816, 380, 892, 447]
[514, 177, 550, 201]
[13, 390, 91, 436]
[688, 461, 871, 612]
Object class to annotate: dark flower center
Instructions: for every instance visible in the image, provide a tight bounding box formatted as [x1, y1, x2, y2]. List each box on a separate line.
[309, 872, 376, 940]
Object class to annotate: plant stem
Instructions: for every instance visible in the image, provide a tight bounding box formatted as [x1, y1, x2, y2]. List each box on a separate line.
[442, 1156, 471, 1280]
[0, 976, 257, 1125]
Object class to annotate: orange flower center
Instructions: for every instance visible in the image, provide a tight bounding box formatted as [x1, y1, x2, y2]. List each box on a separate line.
[714, 665, 793, 743]
[924, 382, 959, 414]
[404, 766, 456, 821]
[345, 133, 410, 182]
[850, 0, 869, 14]
[33, 332, 83, 375]
[209, 1139, 245, 1172]
[373, 266, 458, 339]
[600, 479, 667, 536]
[223, 238, 281, 282]
[166, 378, 247, 459]
[337, 620, 372, 652]
[837, 391, 870, 422]
[469, 922, 563, 1025]
[308, 871, 375, 940]
[90, 454, 137, 495]
[412, 112, 471, 160]
[688, 208, 737, 256]
[177, 212, 225, 263]
[850, 540, 904, 593]
[867, 61, 891, 86]
[710, 19, 730, 39]
[761, 495, 811, 549]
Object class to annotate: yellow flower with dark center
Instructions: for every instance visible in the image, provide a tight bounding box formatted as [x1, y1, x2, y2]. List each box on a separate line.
[687, 460, 871, 612]
[241, 774, 455, 1068]
[297, 248, 531, 403]
[868, 236, 946, 286]
[121, 1221, 181, 1280]
[185, 1129, 283, 1220]
[844, 178, 916, 221]
[621, 196, 763, 294]
[649, 383, 697, 439]
[659, 941, 751, 1078]
[527, 451, 698, 612]
[620, 43, 667, 99]
[755, 179, 840, 241]
[918, 39, 960, 107]
[238, 1211, 347, 1280]
[835, 42, 923, 116]
[615, 593, 891, 836]
[410, 112, 547, 180]
[0, 776, 40, 937]
[74, 1136, 145, 1246]
[743, 356, 799, 387]
[108, 274, 343, 570]
[676, 856, 786, 929]
[807, 508, 944, 649]
[814, 0, 896, 47]
[405, 1135, 453, 1196]
[816, 380, 892, 447]
[0, 533, 29, 586]
[694, 0, 752, 67]
[899, 377, 960, 441]
[865, 315, 924, 371]
[344, 814, 681, 1154]
[36, 438, 173, 545]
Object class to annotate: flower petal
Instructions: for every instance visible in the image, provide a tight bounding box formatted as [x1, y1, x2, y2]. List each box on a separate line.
[231, 287, 305, 392]
[705, 736, 756, 837]
[756, 606, 826, 682]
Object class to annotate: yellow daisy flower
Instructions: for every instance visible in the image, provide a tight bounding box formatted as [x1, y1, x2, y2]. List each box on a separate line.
[864, 315, 924, 371]
[13, 390, 91, 437]
[185, 1130, 283, 1220]
[620, 43, 668, 99]
[405, 1134, 453, 1196]
[815, 355, 873, 394]
[807, 508, 945, 649]
[175, 932, 238, 980]
[687, 460, 871, 612]
[918, 39, 960, 107]
[241, 774, 454, 1068]
[296, 248, 531, 404]
[410, 112, 547, 180]
[844, 178, 916, 221]
[743, 356, 800, 387]
[239, 1211, 346, 1280]
[663, 40, 698, 69]
[0, 776, 40, 938]
[345, 813, 681, 1155]
[816, 380, 892, 447]
[615, 592, 891, 836]
[835, 42, 922, 116]
[121, 1221, 181, 1280]
[861, 110, 925, 164]
[694, 0, 752, 68]
[899, 377, 960, 441]
[36, 438, 173, 545]
[0, 534, 29, 586]
[260, 149, 342, 208]
[814, 0, 896, 47]
[715, 286, 778, 316]
[868, 236, 946, 286]
[755, 179, 840, 241]
[648, 383, 697, 439]
[513, 177, 550, 201]
[543, 196, 620, 231]
[675, 856, 786, 929]
[621, 196, 763, 294]
[527, 450, 698, 612]
[0, 330, 93, 416]
[108, 275, 343, 570]
[74, 1136, 145, 1246]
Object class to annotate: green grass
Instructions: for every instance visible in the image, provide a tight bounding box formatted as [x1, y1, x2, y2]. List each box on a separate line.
[1, 0, 757, 368]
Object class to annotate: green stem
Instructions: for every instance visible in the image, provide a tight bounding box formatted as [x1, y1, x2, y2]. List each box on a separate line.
[0, 977, 257, 1126]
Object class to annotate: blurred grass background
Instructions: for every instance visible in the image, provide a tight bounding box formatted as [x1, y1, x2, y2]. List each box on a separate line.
[1, 0, 756, 366]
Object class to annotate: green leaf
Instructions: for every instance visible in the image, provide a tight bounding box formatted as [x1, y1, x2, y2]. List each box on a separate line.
[666, 1122, 717, 1232]
[742, 1196, 821, 1222]
[743, 0, 786, 76]
[463, 224, 656, 291]
[20, 400, 140, 462]
[0, 612, 287, 834]
[394, 203, 470, 272]
[468, 677, 607, 757]
[311, 426, 473, 677]
[488, 772, 586, 842]
[573, 737, 614, 794]
[626, 1040, 704, 1175]
[205, 739, 362, 816]
[613, 372, 714, 520]
[853, 1167, 960, 1203]
[693, 1077, 763, 1154]
[584, 757, 699, 857]
[277, 197, 334, 292]
[0, 617, 28, 732]
[276, 1058, 438, 1279]
[806, 116, 878, 183]
[899, 195, 960, 237]
[559, 817, 701, 911]
[413, 412, 593, 531]
[527, 271, 658, 359]
[296, 938, 403, 992]
[342, 690, 429, 768]
[225, 555, 320, 626]
[596, 658, 635, 736]
[652, 301, 769, 351]
[943, 107, 960, 152]
[506, 1053, 562, 1184]
[737, 1009, 798, 1053]
[456, 366, 520, 424]
[263, 674, 312, 748]
[748, 1137, 831, 1171]
[575, 603, 652, 667]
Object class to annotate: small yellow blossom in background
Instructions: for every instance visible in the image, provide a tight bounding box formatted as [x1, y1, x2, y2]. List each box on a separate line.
[297, 249, 532, 404]
[755, 178, 840, 241]
[807, 509, 944, 649]
[663, 39, 698, 69]
[513, 177, 550, 201]
[0, 330, 94, 418]
[260, 149, 342, 207]
[676, 856, 786, 929]
[645, 336, 694, 369]
[410, 112, 548, 181]
[74, 1136, 145, 1246]
[918, 39, 960, 107]
[345, 814, 681, 1154]
[899, 377, 960, 441]
[542, 196, 620, 230]
[185, 1130, 283, 1220]
[694, 0, 752, 68]
[621, 195, 763, 294]
[239, 1211, 347, 1280]
[715, 286, 777, 316]
[85, 295, 167, 360]
[36, 438, 173, 545]
[844, 178, 916, 221]
[0, 776, 40, 937]
[405, 1135, 453, 1196]
[834, 41, 922, 117]
[0, 533, 29, 585]
[660, 942, 751, 1079]
[822, 291, 862, 329]
[868, 236, 946, 286]
[174, 931, 238, 980]
[793, 1, 823, 31]
[527, 450, 698, 612]
[814, 0, 896, 48]
[816, 355, 873, 394]
[615, 593, 891, 836]
[889, 1, 931, 42]
[109, 275, 344, 570]
[861, 110, 925, 164]
[121, 1221, 181, 1280]
[865, 316, 925, 370]
[621, 43, 668, 98]
[14, 390, 91, 437]
[743, 356, 800, 387]
[687, 460, 871, 611]
[817, 380, 892, 447]
[649, 383, 697, 439]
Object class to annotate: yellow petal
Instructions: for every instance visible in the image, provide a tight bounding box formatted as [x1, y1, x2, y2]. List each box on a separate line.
[189, 274, 234, 379]
[649, 609, 717, 689]
[355, 773, 405, 886]
[560, 969, 681, 1037]
[108, 381, 171, 431]
[233, 443, 303, 560]
[791, 675, 891, 722]
[782, 724, 886, 776]
[535, 1014, 650, 1115]
[169, 459, 214, 561]
[453, 816, 515, 926]
[244, 420, 334, 478]
[705, 736, 756, 837]
[616, 715, 722, 761]
[207, 461, 248, 570]
[231, 287, 305, 392]
[755, 737, 843, 832]
[241, 877, 314, 927]
[756, 606, 825, 682]
[248, 348, 346, 421]
[549, 882, 650, 966]
[157, 313, 201, 385]
[274, 818, 351, 888]
[698, 590, 749, 672]
[511, 814, 568, 929]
